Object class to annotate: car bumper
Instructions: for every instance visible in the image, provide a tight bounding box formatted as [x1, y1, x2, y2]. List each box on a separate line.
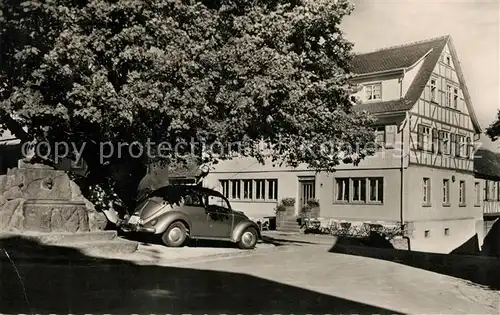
[117, 220, 156, 233]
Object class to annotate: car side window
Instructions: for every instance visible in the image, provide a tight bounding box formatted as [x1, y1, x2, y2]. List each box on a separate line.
[183, 191, 204, 207]
[207, 195, 230, 211]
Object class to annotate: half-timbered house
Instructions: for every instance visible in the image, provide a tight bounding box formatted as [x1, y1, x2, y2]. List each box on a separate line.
[204, 35, 485, 253]
[474, 148, 500, 237]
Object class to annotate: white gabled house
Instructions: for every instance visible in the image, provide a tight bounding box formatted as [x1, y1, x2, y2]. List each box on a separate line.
[204, 35, 485, 253]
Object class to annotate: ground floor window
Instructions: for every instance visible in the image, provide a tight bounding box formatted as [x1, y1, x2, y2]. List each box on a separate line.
[459, 180, 466, 206]
[334, 177, 383, 204]
[442, 179, 450, 205]
[219, 178, 278, 201]
[423, 178, 431, 206]
[474, 182, 481, 206]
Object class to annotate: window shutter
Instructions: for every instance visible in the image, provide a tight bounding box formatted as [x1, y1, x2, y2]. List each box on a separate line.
[466, 137, 471, 158]
[431, 128, 438, 153]
[417, 125, 424, 150]
[450, 133, 456, 156]
[437, 131, 444, 154]
[385, 125, 396, 149]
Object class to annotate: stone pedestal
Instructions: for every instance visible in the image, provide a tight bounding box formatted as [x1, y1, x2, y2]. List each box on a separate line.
[0, 162, 103, 233]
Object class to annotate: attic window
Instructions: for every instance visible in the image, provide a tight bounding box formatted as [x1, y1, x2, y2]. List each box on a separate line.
[365, 83, 382, 101]
[430, 79, 436, 102]
[446, 56, 451, 66]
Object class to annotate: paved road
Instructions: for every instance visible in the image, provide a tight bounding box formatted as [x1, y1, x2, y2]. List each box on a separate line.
[0, 239, 498, 314]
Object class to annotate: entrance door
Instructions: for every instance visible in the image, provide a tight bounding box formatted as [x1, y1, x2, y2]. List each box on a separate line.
[299, 178, 316, 214]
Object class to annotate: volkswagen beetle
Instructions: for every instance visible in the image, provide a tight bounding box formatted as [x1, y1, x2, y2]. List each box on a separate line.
[116, 184, 261, 249]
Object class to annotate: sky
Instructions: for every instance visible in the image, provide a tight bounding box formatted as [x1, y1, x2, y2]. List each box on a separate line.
[341, 0, 500, 151]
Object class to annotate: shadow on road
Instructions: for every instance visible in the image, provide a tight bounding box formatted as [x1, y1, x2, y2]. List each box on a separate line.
[0, 235, 401, 314]
[329, 235, 500, 291]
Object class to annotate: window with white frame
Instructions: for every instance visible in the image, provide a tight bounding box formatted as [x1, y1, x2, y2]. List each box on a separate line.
[365, 83, 382, 101]
[352, 178, 367, 202]
[417, 125, 432, 151]
[474, 182, 481, 206]
[221, 179, 278, 201]
[446, 85, 452, 107]
[459, 180, 466, 205]
[255, 179, 266, 200]
[231, 179, 241, 199]
[423, 178, 431, 205]
[443, 179, 450, 205]
[453, 88, 459, 109]
[369, 177, 384, 202]
[489, 181, 498, 200]
[267, 179, 278, 200]
[220, 180, 230, 198]
[375, 127, 385, 146]
[243, 179, 253, 199]
[336, 178, 350, 202]
[438, 131, 450, 154]
[334, 177, 383, 203]
[430, 79, 437, 102]
[458, 135, 466, 157]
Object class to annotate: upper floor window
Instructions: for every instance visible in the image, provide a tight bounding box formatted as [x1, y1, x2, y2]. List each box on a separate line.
[430, 79, 437, 102]
[446, 85, 452, 107]
[453, 88, 459, 109]
[417, 125, 432, 151]
[446, 56, 451, 66]
[375, 127, 385, 146]
[438, 131, 450, 155]
[365, 83, 382, 101]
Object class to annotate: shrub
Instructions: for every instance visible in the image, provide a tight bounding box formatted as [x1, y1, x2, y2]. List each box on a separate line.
[281, 197, 295, 206]
[306, 198, 320, 208]
[275, 204, 286, 213]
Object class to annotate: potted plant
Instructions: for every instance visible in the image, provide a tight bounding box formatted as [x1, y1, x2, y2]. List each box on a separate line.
[275, 203, 286, 228]
[281, 197, 296, 216]
[306, 198, 320, 218]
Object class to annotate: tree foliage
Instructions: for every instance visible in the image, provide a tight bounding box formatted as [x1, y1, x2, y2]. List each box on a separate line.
[0, 0, 376, 206]
[486, 110, 500, 142]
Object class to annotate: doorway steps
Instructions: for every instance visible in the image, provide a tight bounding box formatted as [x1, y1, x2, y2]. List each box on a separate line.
[276, 216, 302, 233]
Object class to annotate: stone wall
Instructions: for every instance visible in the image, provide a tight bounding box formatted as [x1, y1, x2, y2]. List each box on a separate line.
[0, 165, 106, 233]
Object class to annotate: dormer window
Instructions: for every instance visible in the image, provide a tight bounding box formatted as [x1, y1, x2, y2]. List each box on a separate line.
[365, 83, 382, 101]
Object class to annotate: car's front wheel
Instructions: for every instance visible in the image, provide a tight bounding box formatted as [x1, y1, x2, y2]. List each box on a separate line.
[162, 221, 188, 247]
[238, 227, 258, 250]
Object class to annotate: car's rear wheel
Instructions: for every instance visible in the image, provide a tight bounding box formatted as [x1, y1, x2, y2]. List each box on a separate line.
[238, 227, 258, 250]
[162, 221, 187, 247]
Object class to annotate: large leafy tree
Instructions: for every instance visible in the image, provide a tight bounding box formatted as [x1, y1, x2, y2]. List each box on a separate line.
[0, 0, 375, 208]
[486, 110, 500, 142]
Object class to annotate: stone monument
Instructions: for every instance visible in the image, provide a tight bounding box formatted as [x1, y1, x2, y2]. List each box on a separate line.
[0, 160, 106, 233]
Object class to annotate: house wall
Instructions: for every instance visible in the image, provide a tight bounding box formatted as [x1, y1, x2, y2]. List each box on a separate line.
[404, 165, 483, 253]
